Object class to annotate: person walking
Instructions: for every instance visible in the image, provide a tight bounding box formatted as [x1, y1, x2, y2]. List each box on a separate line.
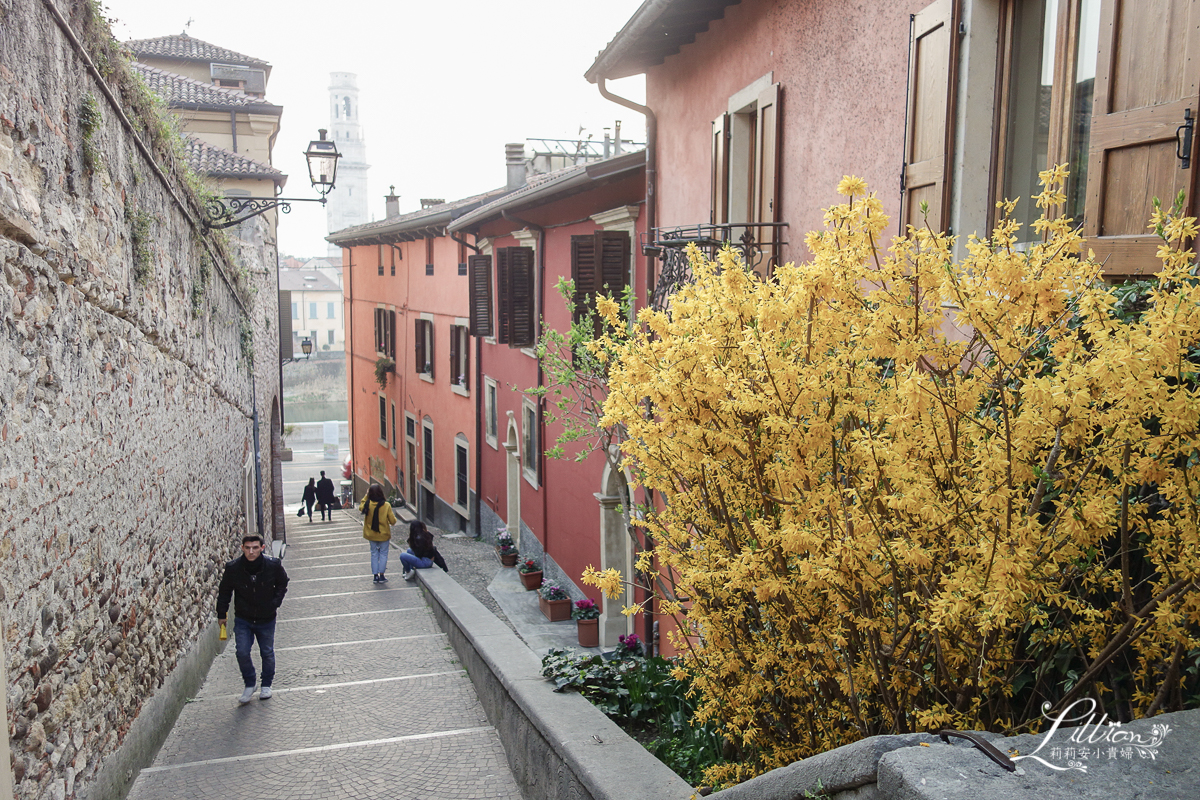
[315, 470, 336, 521]
[359, 483, 397, 583]
[400, 520, 448, 581]
[216, 534, 289, 704]
[301, 478, 317, 522]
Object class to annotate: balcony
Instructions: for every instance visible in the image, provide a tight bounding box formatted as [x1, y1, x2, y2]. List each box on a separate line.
[641, 222, 788, 310]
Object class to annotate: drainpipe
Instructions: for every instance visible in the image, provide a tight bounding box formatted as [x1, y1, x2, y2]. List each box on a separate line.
[501, 210, 548, 558]
[597, 78, 656, 296]
[596, 78, 657, 649]
[230, 110, 238, 153]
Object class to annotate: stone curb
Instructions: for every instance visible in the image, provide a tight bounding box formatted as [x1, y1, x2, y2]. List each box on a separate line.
[417, 567, 694, 800]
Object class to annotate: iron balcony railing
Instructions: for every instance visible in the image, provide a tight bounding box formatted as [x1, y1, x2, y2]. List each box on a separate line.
[641, 222, 789, 311]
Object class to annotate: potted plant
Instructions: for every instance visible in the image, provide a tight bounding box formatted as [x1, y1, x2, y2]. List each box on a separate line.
[572, 598, 600, 647]
[538, 585, 571, 622]
[517, 558, 543, 590]
[496, 530, 518, 567]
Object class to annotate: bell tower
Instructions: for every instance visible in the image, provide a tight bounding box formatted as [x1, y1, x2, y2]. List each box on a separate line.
[326, 72, 370, 256]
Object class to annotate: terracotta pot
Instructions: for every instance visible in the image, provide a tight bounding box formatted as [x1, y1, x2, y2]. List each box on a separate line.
[576, 618, 599, 648]
[539, 596, 572, 622]
[519, 570, 543, 590]
[497, 549, 518, 567]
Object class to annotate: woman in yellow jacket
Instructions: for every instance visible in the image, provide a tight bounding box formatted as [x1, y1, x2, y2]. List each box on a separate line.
[359, 483, 397, 583]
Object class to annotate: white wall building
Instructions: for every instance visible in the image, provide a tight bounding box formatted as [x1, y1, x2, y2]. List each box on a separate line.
[326, 72, 370, 255]
[281, 268, 344, 353]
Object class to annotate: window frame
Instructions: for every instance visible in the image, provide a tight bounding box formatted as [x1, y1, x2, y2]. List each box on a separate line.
[414, 315, 435, 382]
[421, 417, 435, 489]
[453, 434, 470, 517]
[450, 320, 470, 395]
[378, 395, 387, 444]
[484, 377, 499, 449]
[521, 398, 539, 488]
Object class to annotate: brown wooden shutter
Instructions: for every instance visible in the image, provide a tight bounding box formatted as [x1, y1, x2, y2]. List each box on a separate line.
[449, 325, 459, 383]
[570, 234, 598, 327]
[712, 112, 730, 225]
[496, 248, 511, 344]
[468, 254, 493, 337]
[374, 308, 383, 352]
[598, 230, 631, 294]
[427, 321, 434, 379]
[461, 330, 469, 389]
[1083, 0, 1200, 276]
[389, 311, 396, 358]
[900, 0, 959, 234]
[414, 317, 425, 370]
[508, 246, 536, 348]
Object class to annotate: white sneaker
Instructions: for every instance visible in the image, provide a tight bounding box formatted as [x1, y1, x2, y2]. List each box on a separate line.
[238, 687, 255, 704]
[259, 686, 273, 700]
[404, 570, 418, 582]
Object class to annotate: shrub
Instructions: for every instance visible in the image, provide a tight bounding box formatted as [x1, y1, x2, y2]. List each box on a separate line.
[572, 598, 600, 620]
[540, 585, 569, 601]
[586, 171, 1200, 784]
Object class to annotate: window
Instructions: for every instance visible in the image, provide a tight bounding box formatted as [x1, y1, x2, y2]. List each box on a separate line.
[374, 308, 396, 357]
[309, 329, 316, 342]
[406, 416, 415, 440]
[327, 330, 335, 345]
[378, 396, 387, 442]
[495, 246, 535, 347]
[468, 254, 494, 337]
[455, 436, 469, 510]
[391, 403, 397, 451]
[327, 302, 336, 319]
[484, 378, 498, 448]
[711, 74, 782, 269]
[457, 238, 467, 276]
[414, 318, 434, 377]
[522, 400, 539, 485]
[309, 302, 318, 319]
[378, 244, 385, 276]
[570, 230, 631, 334]
[390, 244, 396, 276]
[449, 324, 470, 389]
[291, 302, 298, 320]
[422, 419, 434, 484]
[425, 237, 434, 275]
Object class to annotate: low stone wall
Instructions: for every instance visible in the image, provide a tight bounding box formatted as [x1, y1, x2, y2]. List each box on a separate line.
[418, 569, 692, 800]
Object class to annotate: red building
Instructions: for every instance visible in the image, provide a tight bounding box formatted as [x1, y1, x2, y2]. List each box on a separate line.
[447, 151, 647, 647]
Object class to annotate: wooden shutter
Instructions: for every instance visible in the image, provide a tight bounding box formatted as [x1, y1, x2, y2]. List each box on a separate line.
[449, 326, 459, 383]
[712, 112, 730, 225]
[598, 230, 630, 294]
[414, 318, 425, 371]
[496, 248, 511, 345]
[461, 329, 470, 389]
[570, 234, 598, 327]
[427, 321, 434, 379]
[508, 246, 536, 348]
[468, 254, 493, 337]
[1084, 0, 1200, 276]
[753, 83, 782, 228]
[374, 308, 383, 352]
[388, 311, 396, 358]
[900, 0, 959, 233]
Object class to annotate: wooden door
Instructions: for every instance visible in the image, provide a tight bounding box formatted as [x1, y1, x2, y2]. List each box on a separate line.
[1084, 0, 1200, 275]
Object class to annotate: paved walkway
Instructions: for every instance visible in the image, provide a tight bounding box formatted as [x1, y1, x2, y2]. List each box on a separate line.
[126, 509, 523, 800]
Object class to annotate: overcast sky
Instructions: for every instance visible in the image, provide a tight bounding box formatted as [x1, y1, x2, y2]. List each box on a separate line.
[101, 0, 647, 258]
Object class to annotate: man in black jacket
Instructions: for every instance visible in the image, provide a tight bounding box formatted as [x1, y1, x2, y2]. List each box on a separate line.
[315, 470, 336, 521]
[217, 534, 289, 704]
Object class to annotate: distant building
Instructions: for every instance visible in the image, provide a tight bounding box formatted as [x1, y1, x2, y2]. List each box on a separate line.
[280, 267, 344, 354]
[326, 72, 370, 256]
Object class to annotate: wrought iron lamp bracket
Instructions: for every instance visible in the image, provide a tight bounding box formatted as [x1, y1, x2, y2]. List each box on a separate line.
[203, 196, 327, 230]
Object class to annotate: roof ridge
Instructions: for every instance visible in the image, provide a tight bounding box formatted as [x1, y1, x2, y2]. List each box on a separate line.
[126, 34, 270, 68]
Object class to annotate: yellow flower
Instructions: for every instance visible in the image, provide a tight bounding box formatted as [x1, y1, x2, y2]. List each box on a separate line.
[836, 175, 868, 197]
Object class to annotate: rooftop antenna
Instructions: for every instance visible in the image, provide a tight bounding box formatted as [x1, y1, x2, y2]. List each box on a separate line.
[182, 17, 194, 35]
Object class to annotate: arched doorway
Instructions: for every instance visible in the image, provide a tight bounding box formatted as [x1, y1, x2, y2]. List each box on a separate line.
[596, 460, 634, 647]
[503, 412, 521, 549]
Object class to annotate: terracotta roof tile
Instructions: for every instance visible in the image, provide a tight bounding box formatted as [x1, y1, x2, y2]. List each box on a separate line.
[131, 63, 280, 111]
[182, 135, 285, 183]
[126, 34, 269, 68]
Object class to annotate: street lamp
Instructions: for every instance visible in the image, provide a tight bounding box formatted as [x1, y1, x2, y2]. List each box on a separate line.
[300, 337, 313, 359]
[203, 129, 342, 229]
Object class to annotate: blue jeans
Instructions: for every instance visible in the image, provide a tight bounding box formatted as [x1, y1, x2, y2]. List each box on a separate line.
[233, 617, 276, 688]
[369, 540, 390, 574]
[399, 550, 433, 572]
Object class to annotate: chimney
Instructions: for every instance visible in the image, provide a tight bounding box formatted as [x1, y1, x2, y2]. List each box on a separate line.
[614, 120, 623, 155]
[385, 186, 399, 219]
[505, 143, 526, 190]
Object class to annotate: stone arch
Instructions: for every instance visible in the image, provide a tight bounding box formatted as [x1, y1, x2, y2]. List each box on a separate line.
[503, 411, 521, 549]
[597, 457, 635, 647]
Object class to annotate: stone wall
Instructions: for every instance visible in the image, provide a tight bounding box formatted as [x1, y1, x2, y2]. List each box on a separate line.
[0, 0, 282, 797]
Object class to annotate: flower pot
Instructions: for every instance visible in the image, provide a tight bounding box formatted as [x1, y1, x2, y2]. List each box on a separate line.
[497, 549, 518, 567]
[519, 570, 543, 590]
[539, 596, 572, 622]
[576, 618, 599, 647]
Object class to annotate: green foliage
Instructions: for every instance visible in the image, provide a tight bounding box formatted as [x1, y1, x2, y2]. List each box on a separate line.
[126, 207, 154, 286]
[80, 92, 103, 173]
[374, 357, 395, 389]
[239, 317, 254, 367]
[190, 254, 212, 317]
[541, 647, 724, 786]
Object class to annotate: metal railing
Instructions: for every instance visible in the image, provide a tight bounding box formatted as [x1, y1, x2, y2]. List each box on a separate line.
[641, 222, 789, 310]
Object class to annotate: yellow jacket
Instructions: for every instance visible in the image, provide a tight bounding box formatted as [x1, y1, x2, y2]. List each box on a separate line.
[359, 499, 397, 542]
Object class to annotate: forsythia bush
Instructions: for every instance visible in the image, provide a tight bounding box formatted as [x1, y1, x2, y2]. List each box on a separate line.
[584, 170, 1200, 784]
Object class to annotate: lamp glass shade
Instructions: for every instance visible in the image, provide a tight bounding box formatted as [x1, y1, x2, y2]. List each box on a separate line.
[300, 338, 313, 356]
[304, 131, 341, 189]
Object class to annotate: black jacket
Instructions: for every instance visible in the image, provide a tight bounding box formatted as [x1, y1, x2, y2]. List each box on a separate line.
[216, 555, 289, 623]
[302, 484, 317, 504]
[408, 527, 448, 572]
[316, 477, 336, 503]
